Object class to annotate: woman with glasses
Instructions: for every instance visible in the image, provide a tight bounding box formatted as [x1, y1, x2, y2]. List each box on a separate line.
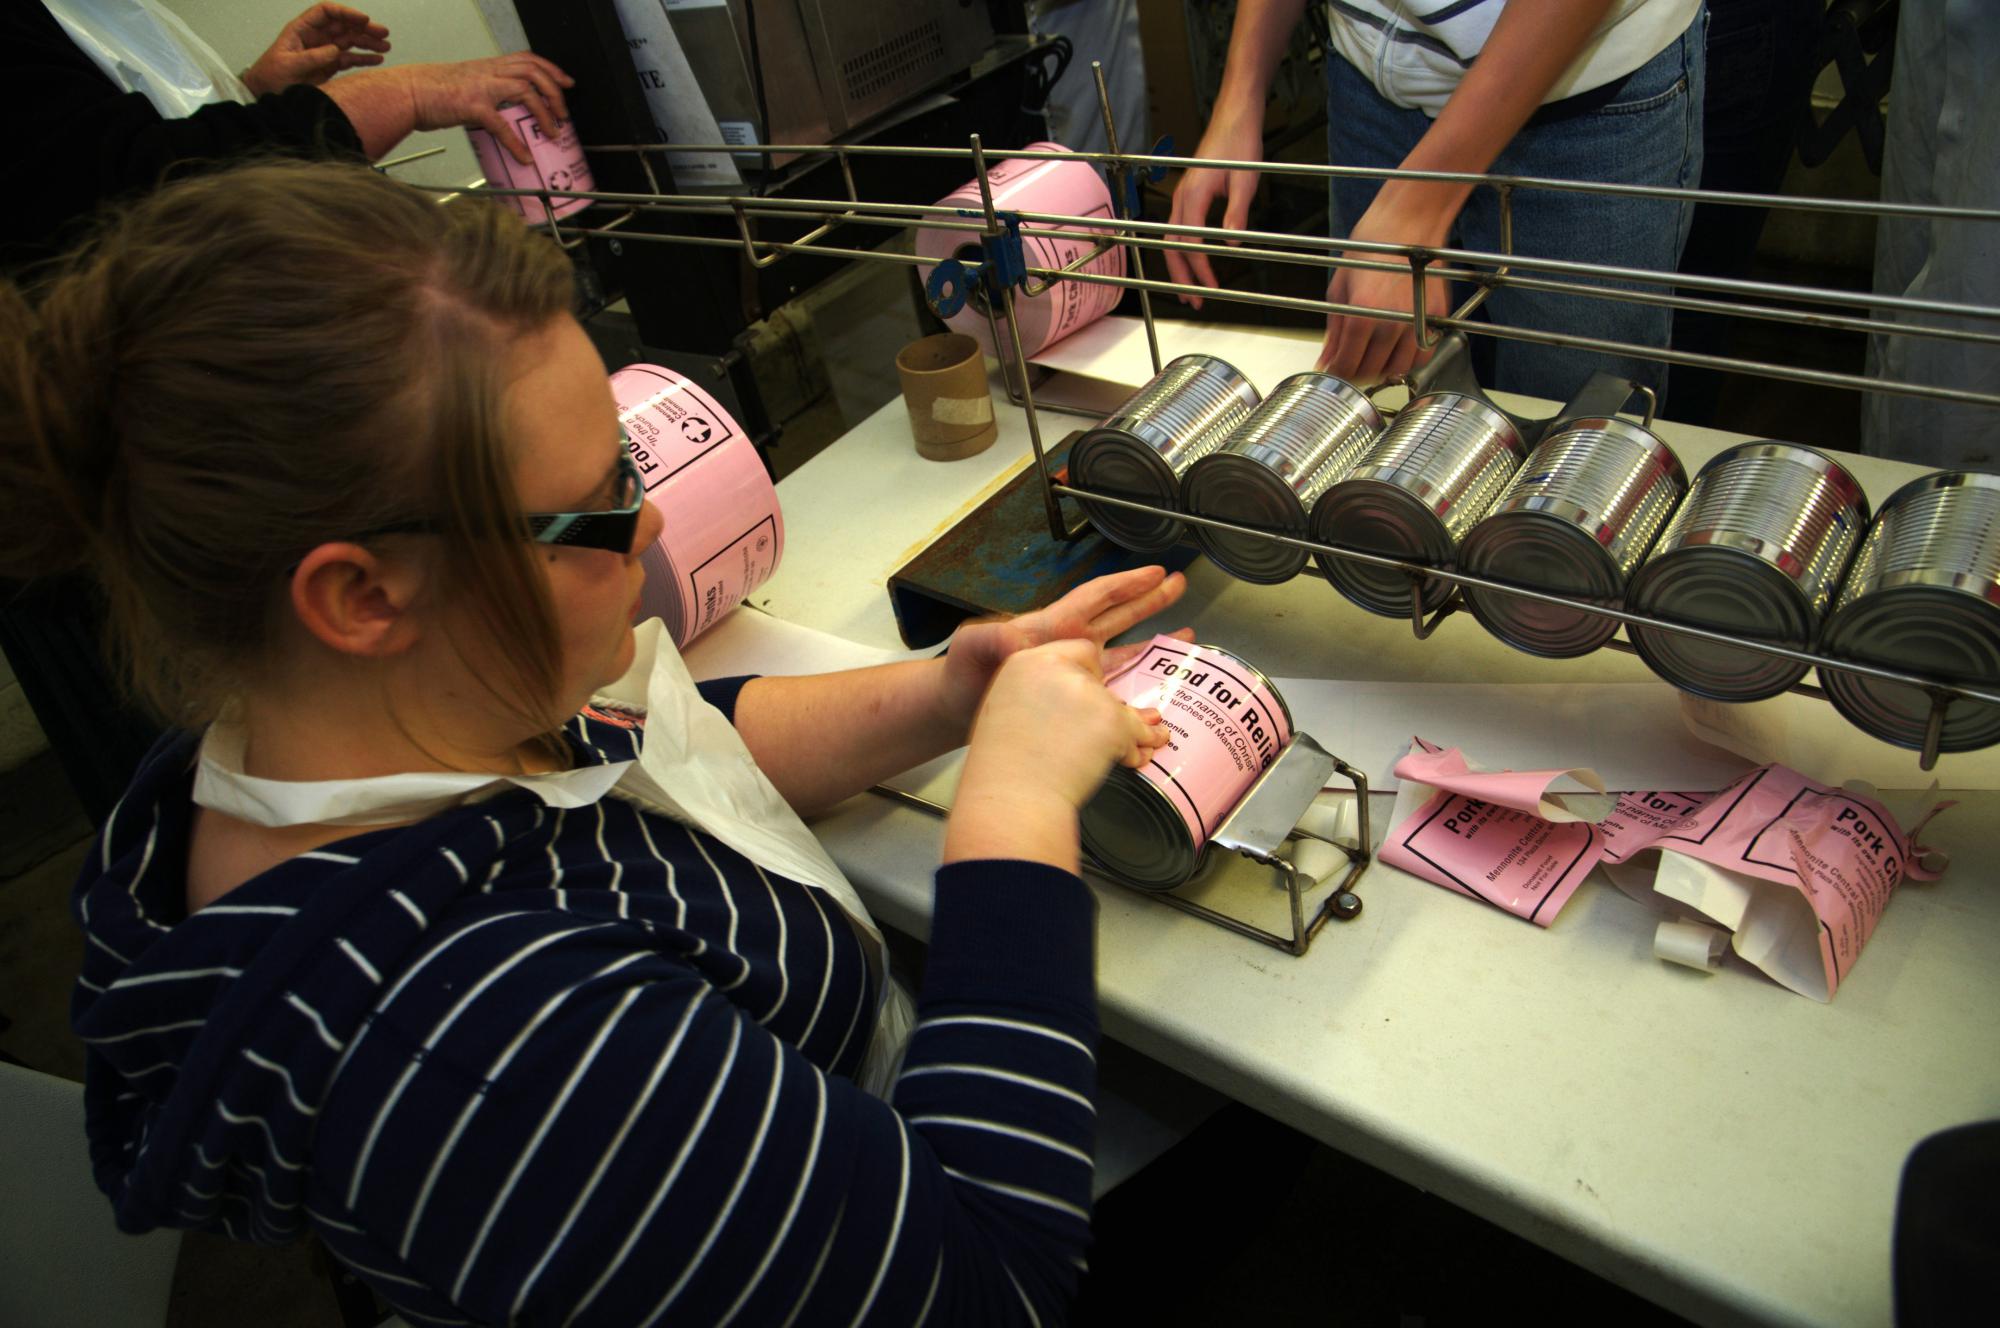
[0, 159, 1187, 1325]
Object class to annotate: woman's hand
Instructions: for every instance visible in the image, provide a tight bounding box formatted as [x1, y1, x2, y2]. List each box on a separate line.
[323, 54, 575, 165]
[1162, 104, 1266, 309]
[945, 639, 1171, 871]
[243, 5, 391, 97]
[937, 565, 1190, 735]
[1317, 183, 1458, 384]
[404, 55, 575, 164]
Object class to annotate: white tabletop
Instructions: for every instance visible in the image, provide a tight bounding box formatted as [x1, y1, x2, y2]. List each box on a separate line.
[733, 347, 2000, 1328]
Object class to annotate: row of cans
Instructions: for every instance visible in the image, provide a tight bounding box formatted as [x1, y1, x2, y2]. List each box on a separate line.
[1069, 354, 2000, 755]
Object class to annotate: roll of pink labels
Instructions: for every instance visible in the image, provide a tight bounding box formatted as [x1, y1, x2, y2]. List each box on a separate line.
[1081, 636, 1295, 890]
[915, 141, 1127, 357]
[468, 105, 594, 224]
[610, 364, 784, 647]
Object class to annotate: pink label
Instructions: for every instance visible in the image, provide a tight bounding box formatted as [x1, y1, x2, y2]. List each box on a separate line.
[914, 141, 1127, 356]
[611, 364, 783, 646]
[1380, 736, 1947, 995]
[468, 105, 594, 223]
[1381, 792, 1602, 926]
[1104, 637, 1292, 849]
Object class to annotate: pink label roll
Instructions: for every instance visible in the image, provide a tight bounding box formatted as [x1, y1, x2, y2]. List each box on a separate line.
[1080, 637, 1295, 890]
[914, 140, 1127, 358]
[610, 364, 784, 647]
[468, 104, 595, 224]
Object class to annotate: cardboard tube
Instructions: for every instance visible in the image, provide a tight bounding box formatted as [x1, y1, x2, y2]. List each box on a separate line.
[897, 333, 997, 461]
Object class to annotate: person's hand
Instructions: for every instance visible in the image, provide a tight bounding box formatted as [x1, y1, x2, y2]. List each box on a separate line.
[1162, 103, 1265, 310]
[946, 639, 1172, 870]
[937, 565, 1190, 733]
[243, 5, 391, 97]
[1316, 184, 1457, 384]
[404, 55, 576, 165]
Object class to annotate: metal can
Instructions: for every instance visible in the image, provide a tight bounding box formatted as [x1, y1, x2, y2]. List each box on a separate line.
[1069, 355, 1262, 553]
[1080, 637, 1295, 891]
[1458, 416, 1687, 657]
[1181, 372, 1383, 584]
[467, 105, 594, 224]
[611, 363, 784, 648]
[1820, 471, 2000, 751]
[1308, 391, 1525, 617]
[1625, 442, 1868, 702]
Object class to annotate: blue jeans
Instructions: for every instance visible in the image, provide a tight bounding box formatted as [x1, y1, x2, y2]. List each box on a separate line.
[1326, 12, 1706, 408]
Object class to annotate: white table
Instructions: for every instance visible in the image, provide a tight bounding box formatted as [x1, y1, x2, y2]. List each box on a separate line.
[727, 352, 2000, 1327]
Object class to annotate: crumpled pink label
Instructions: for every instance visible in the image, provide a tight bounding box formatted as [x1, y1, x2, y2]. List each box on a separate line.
[1379, 736, 1949, 1000]
[1377, 737, 1609, 924]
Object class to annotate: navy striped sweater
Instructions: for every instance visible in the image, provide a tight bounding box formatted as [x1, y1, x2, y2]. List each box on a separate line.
[71, 680, 1100, 1325]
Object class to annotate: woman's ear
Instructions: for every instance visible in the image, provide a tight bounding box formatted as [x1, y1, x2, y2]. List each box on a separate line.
[288, 543, 426, 658]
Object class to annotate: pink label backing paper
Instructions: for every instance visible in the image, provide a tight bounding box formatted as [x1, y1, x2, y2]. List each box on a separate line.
[1379, 736, 1948, 999]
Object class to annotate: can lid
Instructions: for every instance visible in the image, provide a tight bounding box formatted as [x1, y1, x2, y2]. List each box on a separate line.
[1625, 544, 1815, 701]
[1079, 767, 1201, 891]
[1821, 584, 2000, 752]
[1459, 511, 1623, 658]
[1070, 429, 1185, 552]
[1183, 453, 1311, 584]
[1310, 479, 1455, 617]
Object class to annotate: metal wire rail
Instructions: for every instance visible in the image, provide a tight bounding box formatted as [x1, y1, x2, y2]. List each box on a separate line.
[446, 61, 2000, 773]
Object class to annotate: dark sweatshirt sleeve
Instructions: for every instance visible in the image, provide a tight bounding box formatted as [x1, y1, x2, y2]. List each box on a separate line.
[693, 675, 756, 725]
[6, 1, 363, 270]
[307, 858, 1101, 1326]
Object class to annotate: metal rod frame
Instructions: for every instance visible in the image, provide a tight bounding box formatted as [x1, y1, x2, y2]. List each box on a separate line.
[447, 95, 2000, 784]
[869, 767, 1374, 959]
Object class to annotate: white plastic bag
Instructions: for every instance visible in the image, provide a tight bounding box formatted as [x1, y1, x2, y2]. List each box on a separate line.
[43, 0, 252, 116]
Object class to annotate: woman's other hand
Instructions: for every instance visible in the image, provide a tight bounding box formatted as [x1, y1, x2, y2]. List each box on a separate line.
[243, 5, 390, 97]
[939, 564, 1189, 733]
[945, 639, 1170, 872]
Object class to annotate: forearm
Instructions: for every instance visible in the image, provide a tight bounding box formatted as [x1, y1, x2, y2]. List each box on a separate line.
[730, 661, 964, 816]
[1212, 0, 1312, 118]
[318, 67, 417, 160]
[1373, 0, 1617, 240]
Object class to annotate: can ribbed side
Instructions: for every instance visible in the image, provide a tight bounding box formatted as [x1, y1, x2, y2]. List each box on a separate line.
[1216, 373, 1382, 503]
[1498, 425, 1685, 580]
[1649, 447, 1864, 617]
[1097, 354, 1261, 472]
[1184, 374, 1383, 583]
[1075, 355, 1260, 551]
[1821, 473, 2000, 751]
[1838, 476, 2000, 606]
[1341, 393, 1524, 545]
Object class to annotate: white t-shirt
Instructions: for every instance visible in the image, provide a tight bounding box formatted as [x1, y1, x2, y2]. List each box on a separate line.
[1324, 0, 1702, 116]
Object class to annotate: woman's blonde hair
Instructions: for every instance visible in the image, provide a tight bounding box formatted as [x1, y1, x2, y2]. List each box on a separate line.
[0, 158, 579, 736]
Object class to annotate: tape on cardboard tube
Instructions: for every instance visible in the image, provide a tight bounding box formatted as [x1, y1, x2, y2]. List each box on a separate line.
[932, 396, 995, 427]
[1655, 919, 1730, 972]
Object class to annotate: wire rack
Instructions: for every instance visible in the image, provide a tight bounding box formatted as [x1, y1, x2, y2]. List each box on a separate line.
[444, 62, 2000, 775]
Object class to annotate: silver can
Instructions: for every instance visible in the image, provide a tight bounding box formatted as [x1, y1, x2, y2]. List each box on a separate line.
[1820, 471, 2000, 752]
[1181, 373, 1383, 584]
[1308, 391, 1525, 617]
[1069, 354, 1261, 552]
[1458, 416, 1687, 657]
[1625, 442, 1868, 702]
